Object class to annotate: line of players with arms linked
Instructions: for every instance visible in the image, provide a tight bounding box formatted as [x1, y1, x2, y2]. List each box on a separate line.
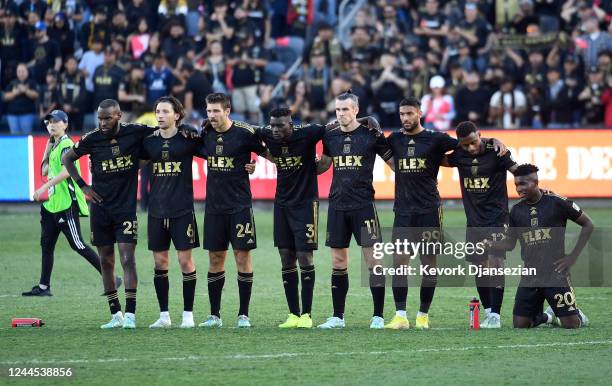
[27, 90, 595, 330]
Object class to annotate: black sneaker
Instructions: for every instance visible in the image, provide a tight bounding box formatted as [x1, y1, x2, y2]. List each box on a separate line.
[100, 276, 123, 296]
[22, 285, 53, 296]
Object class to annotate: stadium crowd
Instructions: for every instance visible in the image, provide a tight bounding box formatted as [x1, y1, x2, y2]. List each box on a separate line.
[1, 0, 612, 133]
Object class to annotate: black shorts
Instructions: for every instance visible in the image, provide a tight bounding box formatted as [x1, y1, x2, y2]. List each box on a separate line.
[274, 201, 319, 251]
[325, 203, 381, 248]
[392, 207, 443, 247]
[203, 207, 257, 251]
[465, 215, 509, 263]
[148, 211, 200, 251]
[513, 282, 579, 318]
[90, 204, 137, 246]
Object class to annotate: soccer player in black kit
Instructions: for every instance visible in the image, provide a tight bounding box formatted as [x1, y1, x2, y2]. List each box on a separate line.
[257, 108, 324, 329]
[199, 93, 269, 329]
[316, 92, 394, 329]
[443, 121, 518, 328]
[385, 98, 507, 330]
[142, 96, 203, 329]
[63, 99, 155, 329]
[487, 164, 592, 329]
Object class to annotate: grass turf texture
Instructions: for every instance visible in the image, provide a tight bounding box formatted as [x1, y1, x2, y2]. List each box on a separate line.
[1, 207, 612, 385]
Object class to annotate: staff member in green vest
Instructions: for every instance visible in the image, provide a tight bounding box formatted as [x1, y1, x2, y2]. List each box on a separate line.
[23, 110, 115, 296]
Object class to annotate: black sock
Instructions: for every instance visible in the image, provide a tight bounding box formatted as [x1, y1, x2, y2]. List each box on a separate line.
[532, 313, 549, 327]
[419, 275, 437, 313]
[207, 271, 225, 317]
[182, 270, 197, 312]
[281, 266, 300, 315]
[369, 269, 385, 317]
[475, 274, 491, 310]
[490, 286, 504, 314]
[125, 288, 136, 314]
[153, 269, 169, 312]
[392, 274, 408, 311]
[78, 246, 102, 274]
[106, 290, 121, 314]
[237, 272, 253, 316]
[331, 268, 349, 318]
[300, 265, 315, 315]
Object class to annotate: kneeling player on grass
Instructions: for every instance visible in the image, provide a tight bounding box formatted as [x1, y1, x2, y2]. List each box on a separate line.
[63, 99, 177, 329]
[199, 93, 269, 329]
[486, 164, 592, 329]
[24, 110, 108, 297]
[442, 121, 518, 328]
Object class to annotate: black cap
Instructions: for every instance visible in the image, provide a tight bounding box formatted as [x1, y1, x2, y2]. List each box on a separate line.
[45, 110, 68, 123]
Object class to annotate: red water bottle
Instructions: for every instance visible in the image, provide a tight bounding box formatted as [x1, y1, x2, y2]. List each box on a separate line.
[12, 318, 45, 328]
[469, 298, 480, 330]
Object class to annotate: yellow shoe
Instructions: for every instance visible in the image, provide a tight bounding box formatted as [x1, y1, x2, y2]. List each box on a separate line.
[278, 313, 300, 328]
[297, 313, 313, 329]
[384, 315, 410, 329]
[415, 314, 430, 329]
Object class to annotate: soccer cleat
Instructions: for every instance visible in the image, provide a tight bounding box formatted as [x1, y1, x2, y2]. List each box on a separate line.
[278, 313, 300, 328]
[123, 313, 136, 329]
[297, 313, 313, 329]
[100, 312, 124, 329]
[578, 309, 589, 327]
[237, 315, 251, 328]
[149, 317, 171, 329]
[544, 306, 560, 326]
[180, 312, 195, 328]
[384, 315, 410, 330]
[415, 314, 430, 329]
[370, 316, 385, 329]
[317, 316, 345, 329]
[199, 315, 223, 328]
[481, 313, 501, 328]
[22, 285, 52, 297]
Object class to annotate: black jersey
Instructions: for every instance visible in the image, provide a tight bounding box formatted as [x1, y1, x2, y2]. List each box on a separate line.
[323, 124, 392, 210]
[387, 129, 458, 214]
[141, 133, 205, 219]
[258, 123, 325, 207]
[447, 141, 517, 226]
[509, 192, 583, 279]
[73, 123, 152, 214]
[203, 120, 267, 214]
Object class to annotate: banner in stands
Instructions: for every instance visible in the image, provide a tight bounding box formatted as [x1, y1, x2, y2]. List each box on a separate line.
[2, 129, 611, 201]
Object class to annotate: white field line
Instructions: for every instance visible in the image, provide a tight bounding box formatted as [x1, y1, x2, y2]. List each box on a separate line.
[1, 340, 611, 365]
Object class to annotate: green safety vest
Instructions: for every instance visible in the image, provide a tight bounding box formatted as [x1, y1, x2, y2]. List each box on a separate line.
[42, 135, 89, 216]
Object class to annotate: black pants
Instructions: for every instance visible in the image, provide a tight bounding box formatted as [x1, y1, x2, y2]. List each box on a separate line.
[40, 204, 101, 286]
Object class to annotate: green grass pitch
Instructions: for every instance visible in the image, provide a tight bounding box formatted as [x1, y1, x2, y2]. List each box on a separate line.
[1, 207, 612, 385]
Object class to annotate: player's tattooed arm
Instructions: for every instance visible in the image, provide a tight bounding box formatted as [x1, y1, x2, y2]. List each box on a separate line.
[483, 230, 517, 252]
[316, 154, 332, 174]
[554, 212, 595, 274]
[62, 148, 103, 203]
[483, 137, 508, 156]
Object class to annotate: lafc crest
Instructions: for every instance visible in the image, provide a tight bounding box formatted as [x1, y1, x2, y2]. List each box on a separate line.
[216, 135, 223, 155]
[530, 207, 538, 227]
[343, 136, 351, 154]
[111, 146, 120, 156]
[162, 151, 169, 160]
[471, 159, 479, 176]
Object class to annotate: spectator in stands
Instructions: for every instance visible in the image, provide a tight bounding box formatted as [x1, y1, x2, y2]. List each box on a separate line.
[600, 73, 612, 127]
[118, 63, 147, 123]
[27, 21, 62, 85]
[78, 37, 105, 95]
[421, 75, 456, 131]
[48, 12, 74, 61]
[242, 0, 271, 47]
[79, 6, 110, 51]
[489, 77, 527, 129]
[304, 49, 331, 123]
[454, 70, 490, 126]
[578, 65, 605, 125]
[91, 47, 124, 111]
[162, 21, 193, 68]
[3, 63, 39, 134]
[183, 61, 213, 122]
[19, 0, 47, 21]
[202, 39, 228, 94]
[597, 50, 612, 78]
[414, 0, 448, 52]
[128, 17, 151, 60]
[454, 2, 492, 73]
[228, 33, 268, 123]
[158, 0, 188, 30]
[286, 79, 310, 122]
[577, 16, 612, 69]
[206, 0, 235, 54]
[344, 26, 379, 71]
[524, 84, 546, 128]
[141, 32, 162, 67]
[304, 21, 343, 72]
[372, 52, 408, 129]
[145, 53, 175, 105]
[524, 50, 548, 88]
[39, 69, 62, 129]
[542, 67, 574, 128]
[124, 0, 154, 31]
[110, 11, 130, 41]
[0, 8, 25, 86]
[59, 56, 86, 131]
[510, 0, 540, 34]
